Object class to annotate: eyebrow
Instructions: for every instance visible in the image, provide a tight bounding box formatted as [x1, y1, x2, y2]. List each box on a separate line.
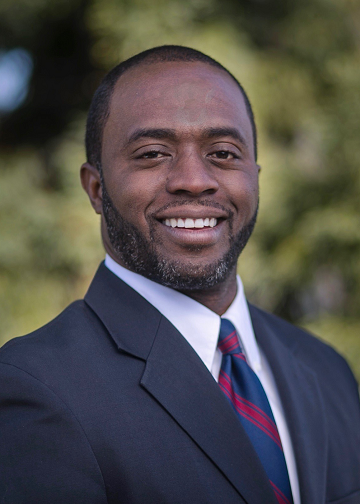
[126, 128, 177, 145]
[202, 127, 248, 148]
[126, 126, 248, 149]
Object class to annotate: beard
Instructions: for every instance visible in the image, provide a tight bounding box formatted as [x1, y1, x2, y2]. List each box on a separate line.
[101, 178, 258, 291]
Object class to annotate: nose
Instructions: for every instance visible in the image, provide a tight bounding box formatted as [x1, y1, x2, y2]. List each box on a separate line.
[165, 151, 219, 196]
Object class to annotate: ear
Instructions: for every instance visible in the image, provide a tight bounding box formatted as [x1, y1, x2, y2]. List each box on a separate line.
[80, 162, 103, 214]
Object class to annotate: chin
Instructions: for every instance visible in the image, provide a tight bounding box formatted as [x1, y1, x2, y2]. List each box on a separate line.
[140, 254, 236, 291]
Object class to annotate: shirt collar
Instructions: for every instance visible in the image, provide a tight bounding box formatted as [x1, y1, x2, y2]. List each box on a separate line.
[104, 254, 262, 374]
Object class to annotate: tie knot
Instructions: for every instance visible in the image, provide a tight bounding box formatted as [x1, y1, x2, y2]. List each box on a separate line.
[218, 319, 241, 355]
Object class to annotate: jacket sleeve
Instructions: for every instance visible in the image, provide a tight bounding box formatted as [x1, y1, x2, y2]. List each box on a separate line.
[0, 362, 108, 504]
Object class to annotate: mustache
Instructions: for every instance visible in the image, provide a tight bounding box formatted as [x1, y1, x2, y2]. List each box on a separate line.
[152, 200, 233, 218]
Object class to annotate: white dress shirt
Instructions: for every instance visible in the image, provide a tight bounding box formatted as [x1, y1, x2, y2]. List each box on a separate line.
[105, 254, 300, 503]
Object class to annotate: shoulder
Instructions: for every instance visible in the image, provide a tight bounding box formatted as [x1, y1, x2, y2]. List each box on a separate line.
[0, 300, 105, 378]
[0, 300, 108, 503]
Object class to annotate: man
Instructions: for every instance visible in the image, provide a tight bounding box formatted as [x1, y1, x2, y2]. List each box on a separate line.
[0, 46, 359, 504]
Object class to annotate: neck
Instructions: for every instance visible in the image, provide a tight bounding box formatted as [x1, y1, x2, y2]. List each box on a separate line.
[179, 269, 238, 316]
[105, 247, 238, 316]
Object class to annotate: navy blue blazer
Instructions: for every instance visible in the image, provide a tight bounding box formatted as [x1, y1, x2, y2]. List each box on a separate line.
[1, 263, 360, 503]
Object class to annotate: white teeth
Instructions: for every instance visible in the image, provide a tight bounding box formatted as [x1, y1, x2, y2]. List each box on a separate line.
[163, 218, 218, 228]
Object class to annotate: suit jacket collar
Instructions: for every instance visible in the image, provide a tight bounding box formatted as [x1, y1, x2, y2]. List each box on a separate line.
[85, 262, 161, 360]
[85, 263, 278, 504]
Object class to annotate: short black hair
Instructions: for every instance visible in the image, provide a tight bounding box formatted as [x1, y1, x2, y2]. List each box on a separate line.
[85, 45, 257, 169]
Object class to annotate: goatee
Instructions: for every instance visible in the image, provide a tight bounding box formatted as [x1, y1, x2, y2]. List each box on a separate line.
[101, 176, 258, 291]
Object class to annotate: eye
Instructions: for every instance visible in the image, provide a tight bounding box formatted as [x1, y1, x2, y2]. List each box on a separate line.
[210, 150, 238, 160]
[136, 148, 172, 161]
[140, 150, 163, 159]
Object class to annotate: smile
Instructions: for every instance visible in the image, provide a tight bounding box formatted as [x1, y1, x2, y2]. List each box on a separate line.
[163, 218, 218, 229]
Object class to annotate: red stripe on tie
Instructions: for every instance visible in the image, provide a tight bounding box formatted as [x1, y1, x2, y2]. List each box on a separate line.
[219, 371, 281, 446]
[218, 379, 279, 447]
[270, 481, 291, 504]
[218, 331, 236, 348]
[219, 372, 282, 449]
[219, 330, 236, 346]
[218, 332, 239, 353]
[233, 353, 247, 362]
[220, 370, 278, 432]
[226, 340, 241, 353]
[219, 379, 277, 443]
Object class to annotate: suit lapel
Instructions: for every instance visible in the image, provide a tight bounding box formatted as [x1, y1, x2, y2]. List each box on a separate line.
[85, 264, 278, 504]
[249, 305, 327, 504]
[141, 315, 278, 504]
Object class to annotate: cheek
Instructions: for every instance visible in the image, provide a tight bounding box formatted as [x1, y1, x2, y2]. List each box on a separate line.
[226, 171, 259, 213]
[109, 171, 160, 225]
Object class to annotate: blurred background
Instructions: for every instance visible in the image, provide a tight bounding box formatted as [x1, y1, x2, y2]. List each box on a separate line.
[0, 0, 359, 379]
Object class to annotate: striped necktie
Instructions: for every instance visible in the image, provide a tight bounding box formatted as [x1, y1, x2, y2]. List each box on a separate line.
[218, 318, 293, 504]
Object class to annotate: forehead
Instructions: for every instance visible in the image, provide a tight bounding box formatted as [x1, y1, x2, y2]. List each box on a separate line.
[103, 61, 253, 150]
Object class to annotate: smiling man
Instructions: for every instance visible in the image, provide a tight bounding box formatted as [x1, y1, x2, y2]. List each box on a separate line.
[83, 54, 259, 312]
[1, 46, 360, 504]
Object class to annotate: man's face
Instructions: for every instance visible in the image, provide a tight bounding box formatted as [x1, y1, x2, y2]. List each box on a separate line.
[99, 62, 260, 290]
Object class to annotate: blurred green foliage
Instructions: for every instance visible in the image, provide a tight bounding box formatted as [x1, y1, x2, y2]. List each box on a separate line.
[1, 0, 360, 379]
